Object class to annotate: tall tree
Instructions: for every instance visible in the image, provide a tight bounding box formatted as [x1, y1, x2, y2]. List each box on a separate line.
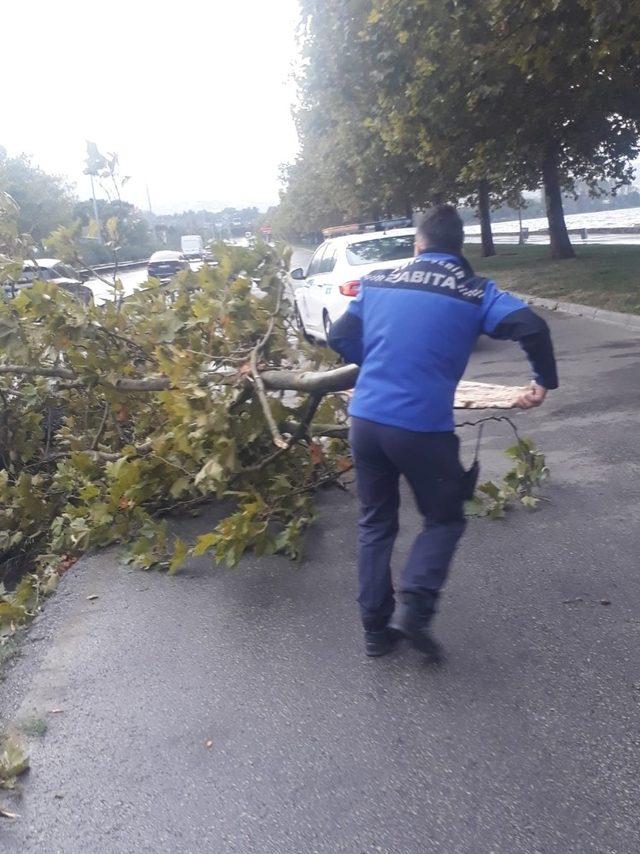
[0, 148, 74, 244]
[292, 0, 640, 260]
[277, 0, 437, 236]
[470, 0, 640, 258]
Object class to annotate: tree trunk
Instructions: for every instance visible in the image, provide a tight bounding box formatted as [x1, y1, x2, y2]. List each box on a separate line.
[404, 198, 413, 222]
[541, 146, 575, 259]
[478, 179, 496, 257]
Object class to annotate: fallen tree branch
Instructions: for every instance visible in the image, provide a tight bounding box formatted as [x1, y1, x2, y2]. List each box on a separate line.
[251, 347, 287, 449]
[0, 361, 523, 408]
[260, 364, 359, 394]
[25, 441, 154, 468]
[109, 377, 172, 392]
[249, 274, 288, 449]
[90, 401, 110, 450]
[282, 420, 350, 440]
[0, 365, 75, 380]
[234, 393, 324, 478]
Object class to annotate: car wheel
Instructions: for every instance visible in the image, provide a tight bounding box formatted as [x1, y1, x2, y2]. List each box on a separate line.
[294, 303, 314, 344]
[323, 311, 332, 341]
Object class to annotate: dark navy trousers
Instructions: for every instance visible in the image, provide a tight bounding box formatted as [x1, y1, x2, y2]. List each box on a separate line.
[350, 416, 467, 631]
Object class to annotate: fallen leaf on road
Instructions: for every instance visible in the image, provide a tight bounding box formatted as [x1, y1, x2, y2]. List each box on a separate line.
[336, 456, 353, 473]
[309, 442, 324, 466]
[0, 805, 19, 819]
[205, 740, 213, 749]
[86, 595, 99, 601]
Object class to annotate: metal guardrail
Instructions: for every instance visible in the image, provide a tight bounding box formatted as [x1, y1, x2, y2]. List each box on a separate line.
[79, 259, 148, 277]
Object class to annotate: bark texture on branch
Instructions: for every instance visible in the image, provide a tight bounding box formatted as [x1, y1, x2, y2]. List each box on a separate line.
[0, 363, 522, 408]
[260, 365, 359, 393]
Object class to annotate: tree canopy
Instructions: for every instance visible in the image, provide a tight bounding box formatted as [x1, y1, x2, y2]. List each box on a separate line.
[0, 148, 74, 245]
[276, 0, 640, 258]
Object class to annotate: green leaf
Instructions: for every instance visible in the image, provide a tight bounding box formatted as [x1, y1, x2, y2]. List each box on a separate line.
[168, 538, 188, 575]
[464, 497, 489, 517]
[169, 477, 191, 499]
[194, 458, 224, 487]
[192, 532, 219, 556]
[521, 495, 540, 509]
[479, 480, 501, 500]
[0, 739, 29, 788]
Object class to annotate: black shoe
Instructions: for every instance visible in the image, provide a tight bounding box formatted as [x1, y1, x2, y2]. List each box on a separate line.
[364, 628, 396, 657]
[388, 603, 442, 659]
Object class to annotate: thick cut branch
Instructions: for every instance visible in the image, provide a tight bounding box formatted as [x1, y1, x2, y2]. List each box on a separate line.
[0, 364, 173, 391]
[0, 361, 523, 409]
[283, 421, 349, 440]
[0, 365, 75, 380]
[260, 365, 359, 394]
[111, 377, 172, 392]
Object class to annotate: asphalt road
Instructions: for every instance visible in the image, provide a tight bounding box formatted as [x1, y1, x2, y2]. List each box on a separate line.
[2, 304, 640, 852]
[87, 263, 204, 305]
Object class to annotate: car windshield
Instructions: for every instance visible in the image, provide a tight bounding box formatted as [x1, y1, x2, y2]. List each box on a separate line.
[19, 267, 54, 282]
[346, 235, 415, 266]
[52, 264, 78, 279]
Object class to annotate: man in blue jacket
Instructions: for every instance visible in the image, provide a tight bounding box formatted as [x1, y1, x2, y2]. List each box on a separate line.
[328, 206, 558, 658]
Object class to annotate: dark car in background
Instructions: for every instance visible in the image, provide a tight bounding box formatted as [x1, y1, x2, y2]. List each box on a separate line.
[147, 251, 191, 283]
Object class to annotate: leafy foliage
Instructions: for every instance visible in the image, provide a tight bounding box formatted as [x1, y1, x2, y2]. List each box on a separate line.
[466, 437, 549, 519]
[72, 199, 157, 264]
[277, 1, 640, 255]
[0, 147, 74, 244]
[0, 243, 349, 632]
[0, 736, 29, 789]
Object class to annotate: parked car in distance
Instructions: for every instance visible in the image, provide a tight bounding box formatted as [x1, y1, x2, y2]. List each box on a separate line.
[290, 227, 416, 342]
[180, 235, 204, 260]
[147, 250, 190, 283]
[3, 258, 93, 305]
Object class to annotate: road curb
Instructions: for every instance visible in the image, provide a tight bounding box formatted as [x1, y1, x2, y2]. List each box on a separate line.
[514, 292, 640, 333]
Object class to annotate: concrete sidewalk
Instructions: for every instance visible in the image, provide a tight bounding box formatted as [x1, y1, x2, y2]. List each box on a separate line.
[2, 309, 640, 853]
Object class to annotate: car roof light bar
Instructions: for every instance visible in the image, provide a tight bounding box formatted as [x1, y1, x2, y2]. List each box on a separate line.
[321, 217, 413, 239]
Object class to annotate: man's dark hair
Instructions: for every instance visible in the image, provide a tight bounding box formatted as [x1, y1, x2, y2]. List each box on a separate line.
[417, 205, 464, 255]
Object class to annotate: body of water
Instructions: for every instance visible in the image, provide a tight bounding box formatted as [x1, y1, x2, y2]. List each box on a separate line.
[465, 206, 640, 245]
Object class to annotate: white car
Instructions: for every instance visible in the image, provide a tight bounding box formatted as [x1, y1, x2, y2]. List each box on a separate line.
[4, 258, 93, 305]
[290, 227, 416, 342]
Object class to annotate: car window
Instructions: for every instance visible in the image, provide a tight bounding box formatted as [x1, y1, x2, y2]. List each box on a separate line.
[306, 244, 327, 277]
[53, 264, 77, 279]
[346, 235, 415, 266]
[24, 266, 54, 281]
[318, 244, 337, 274]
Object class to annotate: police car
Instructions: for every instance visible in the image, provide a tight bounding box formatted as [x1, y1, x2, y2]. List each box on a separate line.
[290, 221, 415, 342]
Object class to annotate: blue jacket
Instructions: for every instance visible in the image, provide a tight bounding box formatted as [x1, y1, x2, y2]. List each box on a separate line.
[328, 251, 558, 432]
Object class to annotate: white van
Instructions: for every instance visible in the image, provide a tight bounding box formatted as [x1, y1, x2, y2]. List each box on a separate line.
[180, 235, 204, 260]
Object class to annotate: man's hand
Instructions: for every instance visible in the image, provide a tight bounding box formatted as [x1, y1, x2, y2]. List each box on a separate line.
[515, 381, 548, 410]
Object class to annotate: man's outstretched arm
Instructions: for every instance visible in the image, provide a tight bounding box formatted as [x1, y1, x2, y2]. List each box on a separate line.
[489, 307, 558, 409]
[328, 306, 364, 366]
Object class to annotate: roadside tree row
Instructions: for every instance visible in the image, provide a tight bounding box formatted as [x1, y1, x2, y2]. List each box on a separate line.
[275, 0, 640, 258]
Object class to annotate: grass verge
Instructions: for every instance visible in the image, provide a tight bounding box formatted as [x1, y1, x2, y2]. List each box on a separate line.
[468, 244, 640, 314]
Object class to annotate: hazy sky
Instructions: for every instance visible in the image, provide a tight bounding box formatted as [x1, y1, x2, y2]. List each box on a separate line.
[1, 0, 302, 213]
